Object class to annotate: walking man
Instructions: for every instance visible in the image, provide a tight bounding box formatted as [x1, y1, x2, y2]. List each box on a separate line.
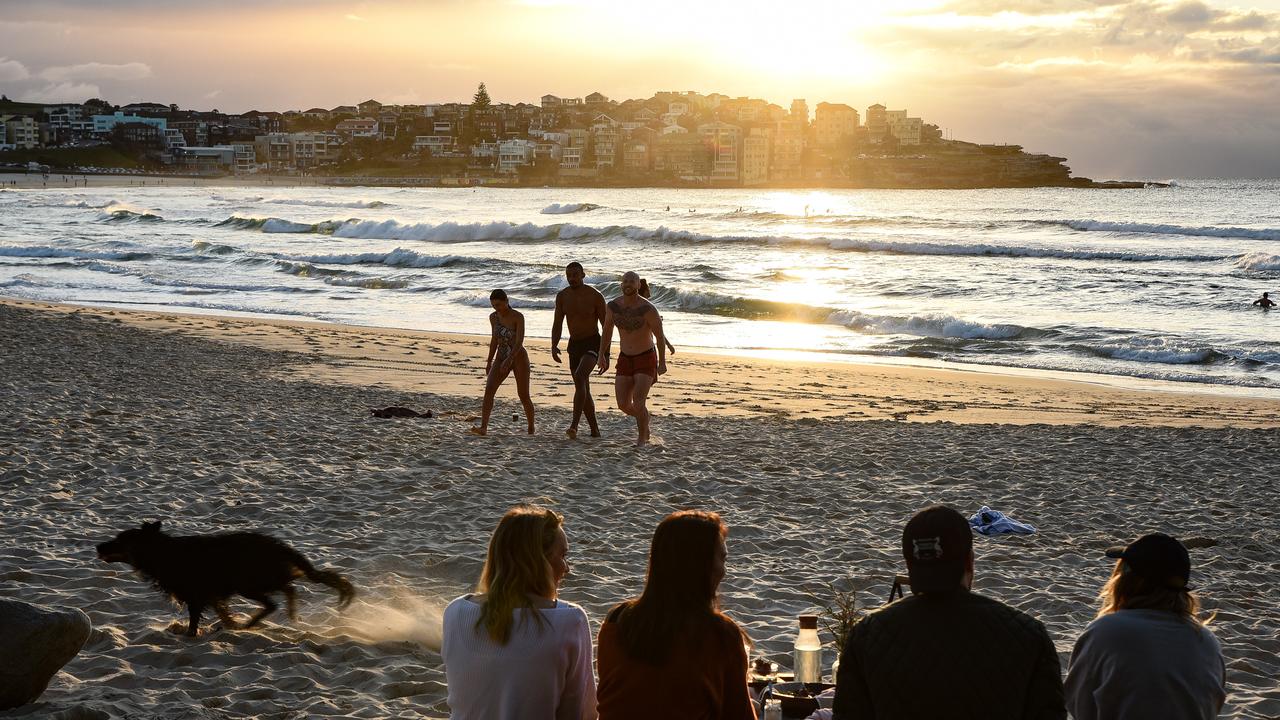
[551, 262, 607, 438]
[597, 271, 667, 446]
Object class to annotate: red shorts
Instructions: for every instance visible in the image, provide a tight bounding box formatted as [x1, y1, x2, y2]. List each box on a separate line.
[616, 347, 657, 379]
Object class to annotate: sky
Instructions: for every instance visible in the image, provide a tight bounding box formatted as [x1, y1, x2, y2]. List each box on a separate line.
[2, 0, 1280, 178]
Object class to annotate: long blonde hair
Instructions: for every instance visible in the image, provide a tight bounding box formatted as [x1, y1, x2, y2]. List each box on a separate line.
[476, 505, 564, 644]
[1097, 559, 1208, 625]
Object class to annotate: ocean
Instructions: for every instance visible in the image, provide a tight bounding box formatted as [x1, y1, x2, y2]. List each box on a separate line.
[2, 180, 1278, 393]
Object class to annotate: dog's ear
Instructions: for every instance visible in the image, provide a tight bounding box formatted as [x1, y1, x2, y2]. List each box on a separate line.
[142, 520, 162, 532]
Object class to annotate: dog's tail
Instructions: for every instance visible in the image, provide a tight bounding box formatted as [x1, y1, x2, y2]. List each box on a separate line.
[292, 551, 356, 610]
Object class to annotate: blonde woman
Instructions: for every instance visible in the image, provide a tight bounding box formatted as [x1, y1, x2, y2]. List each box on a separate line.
[1065, 533, 1225, 720]
[441, 505, 595, 720]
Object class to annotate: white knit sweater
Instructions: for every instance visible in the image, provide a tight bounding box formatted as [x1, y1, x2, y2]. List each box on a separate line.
[441, 595, 597, 720]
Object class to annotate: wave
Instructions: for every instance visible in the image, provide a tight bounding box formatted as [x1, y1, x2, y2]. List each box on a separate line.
[0, 245, 154, 262]
[1235, 252, 1280, 273]
[827, 309, 1046, 340]
[1083, 341, 1217, 365]
[191, 240, 239, 255]
[263, 197, 391, 209]
[541, 203, 601, 214]
[214, 215, 344, 234]
[99, 207, 164, 223]
[277, 249, 479, 270]
[1046, 219, 1280, 241]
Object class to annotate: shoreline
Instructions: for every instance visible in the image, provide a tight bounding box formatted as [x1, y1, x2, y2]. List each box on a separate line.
[5, 296, 1278, 428]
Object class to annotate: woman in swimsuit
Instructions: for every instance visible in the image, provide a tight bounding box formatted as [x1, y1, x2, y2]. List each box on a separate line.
[472, 289, 535, 435]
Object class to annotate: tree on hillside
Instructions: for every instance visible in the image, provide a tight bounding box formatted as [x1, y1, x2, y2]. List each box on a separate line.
[471, 82, 492, 112]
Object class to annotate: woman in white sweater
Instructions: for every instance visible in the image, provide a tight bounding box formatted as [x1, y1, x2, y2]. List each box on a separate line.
[1065, 533, 1225, 720]
[442, 505, 596, 720]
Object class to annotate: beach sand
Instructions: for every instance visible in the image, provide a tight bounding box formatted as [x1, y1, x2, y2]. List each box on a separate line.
[1, 298, 1277, 718]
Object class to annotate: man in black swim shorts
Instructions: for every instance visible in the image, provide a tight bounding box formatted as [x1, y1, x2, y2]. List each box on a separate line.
[551, 261, 607, 438]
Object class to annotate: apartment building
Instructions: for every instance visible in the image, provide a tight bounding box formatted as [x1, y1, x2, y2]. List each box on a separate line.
[742, 128, 771, 186]
[253, 132, 342, 171]
[697, 121, 742, 184]
[865, 104, 888, 141]
[814, 102, 859, 149]
[0, 114, 39, 149]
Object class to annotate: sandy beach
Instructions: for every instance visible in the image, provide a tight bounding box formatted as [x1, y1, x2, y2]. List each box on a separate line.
[2, 297, 1278, 718]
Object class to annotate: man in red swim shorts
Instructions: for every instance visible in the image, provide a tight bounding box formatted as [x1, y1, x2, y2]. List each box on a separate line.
[597, 271, 668, 446]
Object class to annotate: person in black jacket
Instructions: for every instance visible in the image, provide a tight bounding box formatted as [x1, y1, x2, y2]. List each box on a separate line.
[832, 504, 1066, 720]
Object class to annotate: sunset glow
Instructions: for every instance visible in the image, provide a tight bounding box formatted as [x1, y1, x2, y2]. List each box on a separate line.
[3, 0, 1280, 175]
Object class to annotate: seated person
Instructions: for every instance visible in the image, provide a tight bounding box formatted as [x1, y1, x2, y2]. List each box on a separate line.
[596, 510, 756, 720]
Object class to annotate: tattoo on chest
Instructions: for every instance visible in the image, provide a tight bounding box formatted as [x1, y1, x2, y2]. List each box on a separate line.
[610, 301, 648, 332]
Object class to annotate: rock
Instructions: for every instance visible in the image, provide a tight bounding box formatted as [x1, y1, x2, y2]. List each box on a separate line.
[0, 600, 91, 710]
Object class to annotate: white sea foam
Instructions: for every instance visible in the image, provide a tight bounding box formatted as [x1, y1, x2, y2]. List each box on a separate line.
[0, 245, 153, 261]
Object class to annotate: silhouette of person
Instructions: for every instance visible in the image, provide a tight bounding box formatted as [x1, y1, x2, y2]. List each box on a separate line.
[1253, 292, 1276, 310]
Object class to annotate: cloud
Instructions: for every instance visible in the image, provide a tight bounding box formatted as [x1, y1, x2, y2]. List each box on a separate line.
[0, 56, 30, 82]
[40, 61, 152, 82]
[345, 13, 365, 21]
[24, 81, 102, 103]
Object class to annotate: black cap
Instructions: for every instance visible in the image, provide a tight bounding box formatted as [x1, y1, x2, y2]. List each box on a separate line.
[902, 505, 973, 593]
[1105, 533, 1193, 590]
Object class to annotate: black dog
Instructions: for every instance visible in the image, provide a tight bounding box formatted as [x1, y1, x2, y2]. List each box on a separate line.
[96, 521, 356, 636]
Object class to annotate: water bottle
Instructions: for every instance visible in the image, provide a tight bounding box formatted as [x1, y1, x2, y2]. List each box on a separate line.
[762, 698, 783, 720]
[793, 614, 822, 684]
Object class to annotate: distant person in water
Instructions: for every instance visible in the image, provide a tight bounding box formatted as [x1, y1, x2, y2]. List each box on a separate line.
[598, 271, 668, 446]
[471, 289, 534, 436]
[637, 280, 676, 357]
[1253, 292, 1275, 309]
[551, 262, 607, 439]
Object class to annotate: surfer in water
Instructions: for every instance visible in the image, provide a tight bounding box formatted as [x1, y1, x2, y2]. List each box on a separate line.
[1253, 292, 1276, 309]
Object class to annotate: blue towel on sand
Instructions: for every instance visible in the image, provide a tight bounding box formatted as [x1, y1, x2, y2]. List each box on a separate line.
[969, 506, 1036, 536]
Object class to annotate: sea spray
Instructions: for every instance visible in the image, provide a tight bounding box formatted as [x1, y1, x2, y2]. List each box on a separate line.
[333, 583, 447, 651]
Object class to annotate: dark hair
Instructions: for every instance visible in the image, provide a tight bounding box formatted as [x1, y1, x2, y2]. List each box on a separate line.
[566, 261, 583, 273]
[490, 289, 508, 302]
[610, 510, 744, 664]
[638, 279, 651, 299]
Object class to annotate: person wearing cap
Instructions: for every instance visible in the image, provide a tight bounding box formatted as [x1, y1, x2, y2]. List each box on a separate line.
[1064, 533, 1225, 720]
[832, 504, 1065, 720]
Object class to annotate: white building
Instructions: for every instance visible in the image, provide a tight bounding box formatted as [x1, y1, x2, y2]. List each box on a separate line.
[497, 139, 537, 173]
[92, 112, 167, 135]
[887, 115, 923, 145]
[413, 135, 456, 153]
[0, 115, 39, 149]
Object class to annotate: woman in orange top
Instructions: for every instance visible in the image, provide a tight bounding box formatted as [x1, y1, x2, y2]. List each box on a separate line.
[596, 510, 756, 720]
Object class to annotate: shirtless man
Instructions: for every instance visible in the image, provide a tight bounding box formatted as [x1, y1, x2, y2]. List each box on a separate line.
[597, 271, 667, 446]
[1253, 292, 1276, 310]
[551, 262, 607, 438]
